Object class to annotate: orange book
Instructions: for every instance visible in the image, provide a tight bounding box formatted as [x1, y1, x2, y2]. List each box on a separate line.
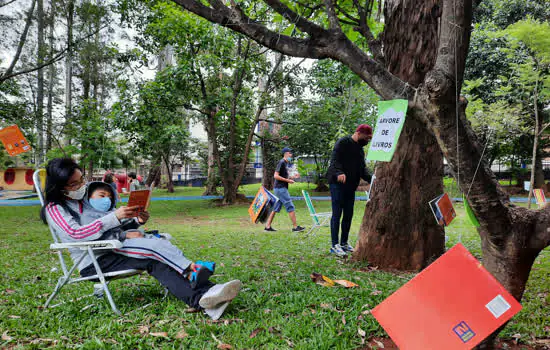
[429, 193, 456, 226]
[372, 244, 522, 349]
[248, 187, 269, 223]
[0, 125, 32, 156]
[127, 189, 151, 216]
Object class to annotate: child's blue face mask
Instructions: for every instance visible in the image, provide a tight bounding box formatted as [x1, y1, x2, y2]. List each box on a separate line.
[90, 197, 112, 212]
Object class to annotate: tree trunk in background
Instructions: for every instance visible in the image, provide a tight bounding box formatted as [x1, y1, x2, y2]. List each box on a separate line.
[163, 156, 174, 193]
[36, 0, 45, 164]
[204, 118, 218, 195]
[146, 157, 162, 188]
[87, 159, 94, 182]
[354, 0, 445, 270]
[64, 0, 74, 145]
[261, 138, 279, 191]
[46, 0, 56, 153]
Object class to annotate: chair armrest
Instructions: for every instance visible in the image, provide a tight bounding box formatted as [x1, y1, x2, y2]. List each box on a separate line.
[50, 240, 123, 250]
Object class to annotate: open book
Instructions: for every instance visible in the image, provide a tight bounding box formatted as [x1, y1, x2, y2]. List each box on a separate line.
[127, 189, 151, 216]
[429, 193, 456, 226]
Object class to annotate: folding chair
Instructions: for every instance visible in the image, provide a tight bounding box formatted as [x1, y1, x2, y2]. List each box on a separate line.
[302, 190, 331, 236]
[533, 189, 547, 209]
[34, 169, 143, 314]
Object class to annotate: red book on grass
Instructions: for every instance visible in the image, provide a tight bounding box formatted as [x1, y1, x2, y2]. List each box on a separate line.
[372, 244, 522, 350]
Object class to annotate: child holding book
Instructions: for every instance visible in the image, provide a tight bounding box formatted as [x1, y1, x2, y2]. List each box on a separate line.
[42, 158, 242, 320]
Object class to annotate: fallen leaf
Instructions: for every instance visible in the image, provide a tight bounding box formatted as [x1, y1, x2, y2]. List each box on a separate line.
[220, 262, 225, 267]
[135, 297, 145, 301]
[150, 332, 168, 338]
[264, 309, 271, 314]
[362, 309, 371, 315]
[217, 344, 232, 349]
[374, 339, 385, 348]
[272, 293, 282, 297]
[320, 303, 332, 309]
[334, 280, 359, 288]
[310, 273, 335, 287]
[8, 315, 21, 319]
[249, 328, 264, 339]
[285, 338, 295, 347]
[138, 325, 149, 335]
[1, 331, 12, 341]
[358, 327, 366, 338]
[175, 329, 188, 339]
[5, 289, 15, 294]
[370, 290, 383, 296]
[185, 307, 200, 313]
[341, 315, 346, 325]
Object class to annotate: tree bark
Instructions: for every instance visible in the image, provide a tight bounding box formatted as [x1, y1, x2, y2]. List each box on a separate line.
[64, 0, 74, 144]
[46, 0, 56, 153]
[146, 157, 162, 188]
[204, 113, 219, 195]
[163, 156, 175, 193]
[354, 0, 445, 270]
[36, 0, 45, 164]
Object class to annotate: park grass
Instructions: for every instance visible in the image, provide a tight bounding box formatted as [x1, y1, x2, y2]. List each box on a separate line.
[0, 200, 548, 349]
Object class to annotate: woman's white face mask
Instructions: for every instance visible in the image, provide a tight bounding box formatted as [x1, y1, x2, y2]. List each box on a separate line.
[64, 184, 86, 200]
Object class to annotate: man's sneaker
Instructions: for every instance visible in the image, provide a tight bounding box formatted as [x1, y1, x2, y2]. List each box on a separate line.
[330, 244, 347, 257]
[199, 280, 242, 309]
[264, 227, 277, 232]
[292, 225, 305, 232]
[340, 243, 355, 253]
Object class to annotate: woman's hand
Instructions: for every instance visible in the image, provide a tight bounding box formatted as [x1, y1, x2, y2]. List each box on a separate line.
[115, 206, 139, 220]
[137, 211, 150, 224]
[125, 230, 144, 239]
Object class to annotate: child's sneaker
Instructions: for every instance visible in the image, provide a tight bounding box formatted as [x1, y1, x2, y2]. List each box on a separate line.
[199, 280, 242, 309]
[340, 243, 354, 253]
[190, 261, 216, 289]
[204, 301, 230, 320]
[330, 244, 347, 257]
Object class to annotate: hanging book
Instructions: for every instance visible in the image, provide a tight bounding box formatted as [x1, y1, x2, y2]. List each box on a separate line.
[0, 125, 32, 156]
[248, 187, 281, 224]
[463, 195, 480, 228]
[372, 244, 522, 350]
[429, 193, 456, 226]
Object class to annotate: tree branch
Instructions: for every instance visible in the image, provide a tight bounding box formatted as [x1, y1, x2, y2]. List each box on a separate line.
[324, 0, 342, 31]
[352, 0, 384, 64]
[0, 0, 17, 8]
[2, 0, 36, 79]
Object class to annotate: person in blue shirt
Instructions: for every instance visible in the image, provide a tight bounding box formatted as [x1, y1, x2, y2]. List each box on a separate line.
[264, 147, 305, 233]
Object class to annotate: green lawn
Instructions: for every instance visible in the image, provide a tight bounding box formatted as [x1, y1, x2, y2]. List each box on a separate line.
[0, 200, 548, 349]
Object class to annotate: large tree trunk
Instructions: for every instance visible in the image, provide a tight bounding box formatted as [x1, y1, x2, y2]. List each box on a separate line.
[163, 156, 175, 193]
[261, 137, 278, 191]
[146, 157, 162, 188]
[45, 0, 56, 153]
[354, 0, 445, 270]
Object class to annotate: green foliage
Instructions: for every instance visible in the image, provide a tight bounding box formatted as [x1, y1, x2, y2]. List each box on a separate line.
[282, 61, 378, 186]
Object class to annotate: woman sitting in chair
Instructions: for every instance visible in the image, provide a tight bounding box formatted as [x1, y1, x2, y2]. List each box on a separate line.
[40, 158, 241, 320]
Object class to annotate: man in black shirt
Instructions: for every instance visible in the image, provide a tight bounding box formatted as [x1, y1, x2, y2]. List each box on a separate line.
[264, 147, 305, 232]
[326, 124, 373, 257]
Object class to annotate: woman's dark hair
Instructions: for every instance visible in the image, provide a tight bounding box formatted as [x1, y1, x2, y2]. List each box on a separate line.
[128, 172, 137, 180]
[104, 172, 115, 184]
[40, 158, 82, 223]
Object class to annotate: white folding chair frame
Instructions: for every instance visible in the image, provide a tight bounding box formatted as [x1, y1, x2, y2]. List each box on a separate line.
[302, 190, 332, 236]
[34, 170, 142, 314]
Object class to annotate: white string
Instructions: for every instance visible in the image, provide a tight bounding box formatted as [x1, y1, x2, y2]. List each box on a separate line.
[466, 129, 493, 199]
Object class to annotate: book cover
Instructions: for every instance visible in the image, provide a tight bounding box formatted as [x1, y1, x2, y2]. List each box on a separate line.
[0, 125, 32, 156]
[372, 244, 522, 350]
[127, 189, 151, 215]
[429, 193, 456, 226]
[248, 187, 269, 223]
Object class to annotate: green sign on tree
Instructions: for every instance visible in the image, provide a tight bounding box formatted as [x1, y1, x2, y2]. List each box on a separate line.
[367, 100, 408, 162]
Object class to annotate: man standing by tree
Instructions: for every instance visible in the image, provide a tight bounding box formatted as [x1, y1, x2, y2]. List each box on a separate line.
[264, 147, 305, 233]
[326, 125, 373, 257]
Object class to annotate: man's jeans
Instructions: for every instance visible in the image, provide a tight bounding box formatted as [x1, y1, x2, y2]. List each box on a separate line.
[330, 183, 356, 246]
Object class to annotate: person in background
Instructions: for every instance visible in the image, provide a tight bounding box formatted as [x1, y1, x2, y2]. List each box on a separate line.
[326, 124, 373, 257]
[103, 172, 121, 203]
[128, 172, 141, 191]
[264, 147, 305, 233]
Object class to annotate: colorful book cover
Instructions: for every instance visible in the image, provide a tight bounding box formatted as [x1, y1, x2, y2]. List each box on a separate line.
[127, 189, 151, 216]
[533, 189, 547, 208]
[248, 187, 269, 223]
[372, 244, 522, 350]
[0, 125, 32, 156]
[429, 193, 456, 226]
